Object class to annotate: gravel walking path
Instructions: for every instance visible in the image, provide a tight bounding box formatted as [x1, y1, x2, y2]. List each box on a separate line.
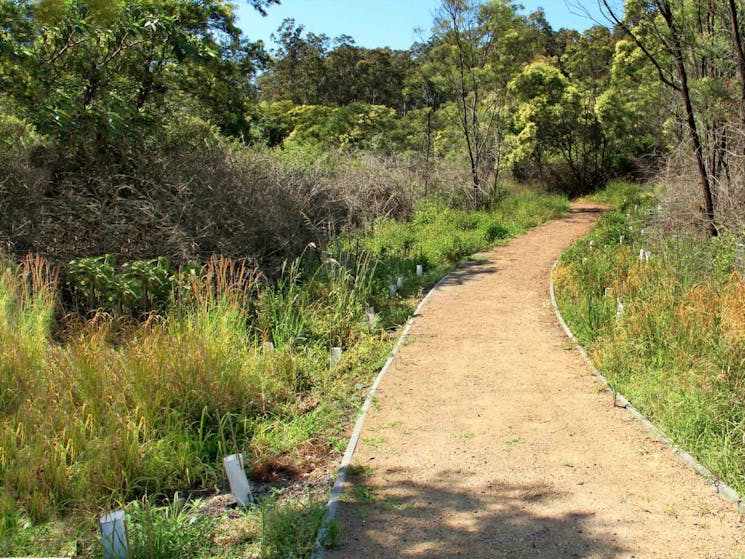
[326, 204, 745, 559]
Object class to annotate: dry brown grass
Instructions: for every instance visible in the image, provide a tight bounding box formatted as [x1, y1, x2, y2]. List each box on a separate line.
[0, 134, 480, 274]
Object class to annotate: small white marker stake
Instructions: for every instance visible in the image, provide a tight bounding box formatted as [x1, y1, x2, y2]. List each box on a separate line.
[616, 298, 625, 320]
[389, 284, 396, 297]
[605, 287, 612, 297]
[99, 510, 128, 559]
[416, 264, 423, 277]
[397, 276, 404, 289]
[261, 341, 274, 353]
[330, 346, 342, 369]
[224, 453, 253, 506]
[619, 235, 625, 244]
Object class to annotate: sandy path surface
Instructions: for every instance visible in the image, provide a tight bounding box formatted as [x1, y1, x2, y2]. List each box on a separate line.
[326, 204, 745, 559]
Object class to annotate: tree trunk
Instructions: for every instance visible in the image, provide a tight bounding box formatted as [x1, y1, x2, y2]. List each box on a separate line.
[658, 0, 718, 236]
[728, 0, 745, 131]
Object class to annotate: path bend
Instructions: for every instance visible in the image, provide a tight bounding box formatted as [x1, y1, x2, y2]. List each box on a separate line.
[327, 203, 745, 559]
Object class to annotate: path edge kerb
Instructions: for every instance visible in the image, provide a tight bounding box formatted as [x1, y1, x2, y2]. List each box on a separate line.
[311, 268, 454, 558]
[549, 258, 744, 513]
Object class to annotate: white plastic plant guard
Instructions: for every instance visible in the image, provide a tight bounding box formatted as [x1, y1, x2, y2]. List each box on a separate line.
[99, 509, 128, 559]
[330, 346, 342, 369]
[366, 308, 376, 328]
[261, 341, 274, 352]
[397, 277, 404, 288]
[389, 284, 396, 297]
[224, 453, 253, 506]
[616, 298, 625, 320]
[416, 264, 423, 277]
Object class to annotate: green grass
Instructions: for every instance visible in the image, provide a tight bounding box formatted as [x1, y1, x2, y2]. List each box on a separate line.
[341, 187, 568, 289]
[555, 181, 745, 496]
[0, 186, 567, 558]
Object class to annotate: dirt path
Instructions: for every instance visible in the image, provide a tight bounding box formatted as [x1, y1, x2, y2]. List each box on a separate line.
[326, 204, 745, 559]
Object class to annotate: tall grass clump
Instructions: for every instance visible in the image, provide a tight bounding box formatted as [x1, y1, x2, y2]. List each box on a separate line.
[0, 252, 395, 556]
[554, 180, 745, 495]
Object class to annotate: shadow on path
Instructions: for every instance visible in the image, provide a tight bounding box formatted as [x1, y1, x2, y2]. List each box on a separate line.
[331, 469, 628, 559]
[568, 206, 606, 214]
[434, 259, 499, 289]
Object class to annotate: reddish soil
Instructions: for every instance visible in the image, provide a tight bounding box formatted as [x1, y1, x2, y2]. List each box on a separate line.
[326, 203, 745, 559]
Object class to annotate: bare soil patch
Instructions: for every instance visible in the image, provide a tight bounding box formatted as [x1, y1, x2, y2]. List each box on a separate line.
[326, 203, 745, 559]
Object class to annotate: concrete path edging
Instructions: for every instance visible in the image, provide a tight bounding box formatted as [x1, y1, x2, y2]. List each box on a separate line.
[311, 269, 454, 558]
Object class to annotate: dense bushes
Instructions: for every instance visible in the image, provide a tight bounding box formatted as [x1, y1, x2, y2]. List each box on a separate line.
[0, 122, 413, 271]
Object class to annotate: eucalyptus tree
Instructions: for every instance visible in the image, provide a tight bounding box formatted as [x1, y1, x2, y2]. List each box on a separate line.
[597, 0, 745, 236]
[1, 0, 277, 147]
[425, 0, 533, 207]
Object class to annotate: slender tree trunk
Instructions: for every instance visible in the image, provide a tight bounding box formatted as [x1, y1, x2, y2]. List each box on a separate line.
[728, 0, 745, 128]
[658, 0, 718, 236]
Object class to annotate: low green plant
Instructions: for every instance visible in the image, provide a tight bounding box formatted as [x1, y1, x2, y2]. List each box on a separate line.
[67, 255, 176, 315]
[119, 496, 216, 559]
[258, 496, 327, 559]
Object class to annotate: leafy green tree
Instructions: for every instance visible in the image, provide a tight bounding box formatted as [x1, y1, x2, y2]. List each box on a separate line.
[260, 18, 328, 104]
[260, 22, 414, 111]
[269, 101, 399, 152]
[562, 25, 616, 93]
[1, 0, 275, 148]
[425, 0, 534, 206]
[508, 60, 617, 194]
[600, 0, 740, 236]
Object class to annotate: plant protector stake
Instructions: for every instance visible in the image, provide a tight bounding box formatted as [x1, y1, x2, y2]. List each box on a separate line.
[330, 346, 342, 369]
[366, 308, 376, 328]
[99, 510, 128, 559]
[224, 453, 253, 506]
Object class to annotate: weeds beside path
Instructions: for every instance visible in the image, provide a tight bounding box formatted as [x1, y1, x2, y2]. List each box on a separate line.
[327, 204, 745, 559]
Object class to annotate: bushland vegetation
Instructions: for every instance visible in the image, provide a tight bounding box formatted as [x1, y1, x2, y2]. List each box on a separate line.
[553, 0, 745, 509]
[4, 0, 745, 556]
[0, 193, 567, 557]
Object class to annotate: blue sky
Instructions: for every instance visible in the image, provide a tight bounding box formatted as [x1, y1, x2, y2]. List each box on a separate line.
[235, 1, 616, 51]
